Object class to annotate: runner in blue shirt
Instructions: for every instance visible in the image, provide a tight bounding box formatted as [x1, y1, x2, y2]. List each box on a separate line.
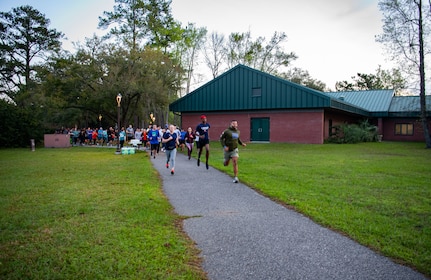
[196, 115, 211, 169]
[148, 125, 160, 159]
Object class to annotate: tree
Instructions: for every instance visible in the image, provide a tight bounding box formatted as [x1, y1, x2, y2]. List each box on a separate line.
[377, 0, 431, 148]
[279, 67, 328, 92]
[98, 0, 181, 52]
[0, 99, 44, 147]
[203, 31, 227, 79]
[172, 23, 206, 94]
[0, 5, 63, 106]
[99, 0, 184, 124]
[36, 36, 111, 129]
[226, 31, 297, 75]
[335, 66, 407, 92]
[38, 35, 182, 129]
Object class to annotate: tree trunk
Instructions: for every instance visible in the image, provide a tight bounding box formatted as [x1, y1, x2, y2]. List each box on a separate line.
[418, 0, 431, 148]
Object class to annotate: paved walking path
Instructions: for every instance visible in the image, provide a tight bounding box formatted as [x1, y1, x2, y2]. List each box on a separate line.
[149, 149, 427, 280]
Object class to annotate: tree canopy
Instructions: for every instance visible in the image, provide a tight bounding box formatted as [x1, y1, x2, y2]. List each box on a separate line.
[0, 5, 63, 106]
[0, 2, 417, 147]
[335, 66, 407, 92]
[98, 0, 182, 51]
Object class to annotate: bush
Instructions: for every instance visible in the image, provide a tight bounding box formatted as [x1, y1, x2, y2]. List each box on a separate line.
[326, 119, 378, 144]
[0, 100, 44, 148]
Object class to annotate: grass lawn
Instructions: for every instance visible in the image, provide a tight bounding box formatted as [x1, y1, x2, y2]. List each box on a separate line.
[203, 141, 431, 277]
[1, 141, 430, 278]
[0, 147, 206, 279]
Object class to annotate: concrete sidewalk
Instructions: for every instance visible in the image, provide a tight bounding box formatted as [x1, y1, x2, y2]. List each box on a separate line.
[149, 150, 426, 280]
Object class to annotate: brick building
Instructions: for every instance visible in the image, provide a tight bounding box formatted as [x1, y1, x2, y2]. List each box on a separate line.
[169, 64, 431, 144]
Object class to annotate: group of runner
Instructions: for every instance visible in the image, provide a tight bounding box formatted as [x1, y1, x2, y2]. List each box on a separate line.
[154, 115, 246, 183]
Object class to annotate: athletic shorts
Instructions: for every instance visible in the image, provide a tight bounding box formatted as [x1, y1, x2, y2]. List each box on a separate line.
[224, 148, 239, 161]
[197, 139, 209, 148]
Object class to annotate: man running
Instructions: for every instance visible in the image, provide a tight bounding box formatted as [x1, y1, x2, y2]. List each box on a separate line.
[220, 120, 247, 183]
[196, 115, 211, 169]
[148, 124, 159, 159]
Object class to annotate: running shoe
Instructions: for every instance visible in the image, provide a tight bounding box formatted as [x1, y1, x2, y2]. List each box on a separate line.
[171, 169, 174, 175]
[233, 177, 239, 183]
[206, 162, 209, 170]
[197, 158, 200, 166]
[166, 163, 169, 168]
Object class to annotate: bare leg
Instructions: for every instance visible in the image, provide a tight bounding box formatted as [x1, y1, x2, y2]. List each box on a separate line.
[205, 144, 210, 169]
[232, 157, 239, 177]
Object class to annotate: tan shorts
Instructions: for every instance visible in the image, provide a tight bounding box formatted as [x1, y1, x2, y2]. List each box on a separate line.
[224, 148, 239, 161]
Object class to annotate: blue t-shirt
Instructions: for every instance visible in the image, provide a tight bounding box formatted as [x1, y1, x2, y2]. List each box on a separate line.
[196, 123, 210, 140]
[119, 131, 126, 141]
[148, 129, 160, 144]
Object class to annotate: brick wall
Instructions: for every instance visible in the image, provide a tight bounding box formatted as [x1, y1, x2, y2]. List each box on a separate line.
[180, 110, 325, 144]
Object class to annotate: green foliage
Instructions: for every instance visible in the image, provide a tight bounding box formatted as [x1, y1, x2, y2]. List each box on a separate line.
[0, 3, 186, 145]
[326, 119, 378, 144]
[36, 40, 183, 130]
[279, 67, 328, 91]
[335, 65, 407, 92]
[98, 0, 182, 51]
[0, 5, 63, 105]
[226, 31, 297, 74]
[0, 100, 45, 147]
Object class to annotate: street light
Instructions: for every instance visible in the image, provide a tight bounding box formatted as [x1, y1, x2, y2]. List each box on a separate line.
[149, 113, 155, 125]
[115, 93, 122, 154]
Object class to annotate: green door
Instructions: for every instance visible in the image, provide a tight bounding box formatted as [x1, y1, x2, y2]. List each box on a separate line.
[251, 118, 270, 142]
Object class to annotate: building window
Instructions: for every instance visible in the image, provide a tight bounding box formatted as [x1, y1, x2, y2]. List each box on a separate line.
[252, 87, 262, 97]
[395, 123, 413, 135]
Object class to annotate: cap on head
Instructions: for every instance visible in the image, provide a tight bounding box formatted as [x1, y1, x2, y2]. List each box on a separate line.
[200, 115, 206, 119]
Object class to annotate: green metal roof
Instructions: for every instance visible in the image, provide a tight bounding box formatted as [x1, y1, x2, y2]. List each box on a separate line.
[325, 90, 394, 112]
[329, 98, 370, 116]
[388, 95, 431, 117]
[170, 64, 428, 118]
[170, 64, 332, 113]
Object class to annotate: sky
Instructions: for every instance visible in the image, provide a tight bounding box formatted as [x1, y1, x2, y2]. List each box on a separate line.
[0, 0, 393, 91]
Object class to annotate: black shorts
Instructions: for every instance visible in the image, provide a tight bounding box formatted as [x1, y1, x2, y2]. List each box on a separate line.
[197, 139, 209, 148]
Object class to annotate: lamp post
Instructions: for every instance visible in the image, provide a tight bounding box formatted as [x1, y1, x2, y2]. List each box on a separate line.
[149, 113, 155, 125]
[115, 93, 122, 154]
